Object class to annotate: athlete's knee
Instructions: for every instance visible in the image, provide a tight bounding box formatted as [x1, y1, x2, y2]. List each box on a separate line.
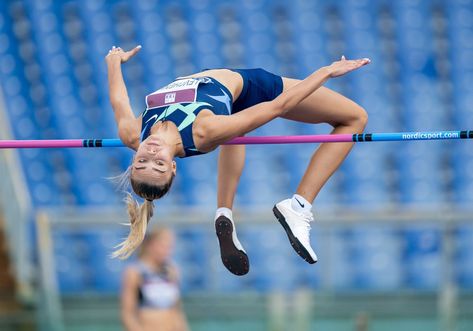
[330, 104, 368, 131]
[341, 104, 368, 132]
[353, 106, 368, 131]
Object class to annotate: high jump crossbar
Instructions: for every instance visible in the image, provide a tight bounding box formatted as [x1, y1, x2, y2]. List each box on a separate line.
[0, 130, 472, 149]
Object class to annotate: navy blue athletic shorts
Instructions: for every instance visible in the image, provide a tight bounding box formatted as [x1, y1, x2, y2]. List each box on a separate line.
[229, 68, 284, 114]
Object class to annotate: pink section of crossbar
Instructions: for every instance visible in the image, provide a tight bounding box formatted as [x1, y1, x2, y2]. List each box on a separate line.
[0, 134, 355, 149]
[0, 139, 84, 148]
[226, 134, 353, 145]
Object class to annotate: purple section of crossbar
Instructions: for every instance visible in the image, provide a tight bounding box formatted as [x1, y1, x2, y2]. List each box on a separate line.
[0, 139, 84, 148]
[146, 89, 196, 108]
[226, 134, 353, 144]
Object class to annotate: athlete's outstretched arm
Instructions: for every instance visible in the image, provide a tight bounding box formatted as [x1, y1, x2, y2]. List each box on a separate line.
[198, 57, 370, 150]
[106, 45, 142, 147]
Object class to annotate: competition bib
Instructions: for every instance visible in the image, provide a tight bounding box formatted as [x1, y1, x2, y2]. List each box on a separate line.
[146, 78, 208, 109]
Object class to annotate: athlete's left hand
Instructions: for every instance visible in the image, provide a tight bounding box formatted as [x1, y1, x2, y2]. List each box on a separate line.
[327, 55, 371, 78]
[106, 45, 142, 64]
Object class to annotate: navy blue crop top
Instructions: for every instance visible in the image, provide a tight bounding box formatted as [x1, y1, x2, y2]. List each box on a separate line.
[141, 77, 233, 157]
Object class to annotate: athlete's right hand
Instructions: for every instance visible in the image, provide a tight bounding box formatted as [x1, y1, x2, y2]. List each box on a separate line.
[105, 45, 142, 64]
[326, 56, 370, 78]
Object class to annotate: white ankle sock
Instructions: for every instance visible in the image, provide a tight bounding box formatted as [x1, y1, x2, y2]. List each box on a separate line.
[215, 207, 233, 220]
[291, 194, 312, 213]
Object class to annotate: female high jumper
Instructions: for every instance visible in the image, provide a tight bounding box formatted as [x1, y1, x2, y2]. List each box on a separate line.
[107, 45, 369, 275]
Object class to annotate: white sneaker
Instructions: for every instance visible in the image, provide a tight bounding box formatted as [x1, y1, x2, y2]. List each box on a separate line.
[273, 199, 317, 264]
[215, 214, 249, 276]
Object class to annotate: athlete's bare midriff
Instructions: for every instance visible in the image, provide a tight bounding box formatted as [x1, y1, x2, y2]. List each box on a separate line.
[139, 309, 186, 331]
[177, 69, 244, 102]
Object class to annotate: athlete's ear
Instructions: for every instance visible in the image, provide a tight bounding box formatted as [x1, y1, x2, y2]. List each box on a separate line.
[171, 160, 177, 175]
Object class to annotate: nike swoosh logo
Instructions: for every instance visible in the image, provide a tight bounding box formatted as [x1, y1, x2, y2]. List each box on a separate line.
[295, 198, 305, 208]
[140, 123, 149, 140]
[142, 114, 159, 140]
[145, 114, 159, 124]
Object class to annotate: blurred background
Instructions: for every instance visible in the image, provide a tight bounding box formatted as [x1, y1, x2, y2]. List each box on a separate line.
[0, 0, 472, 330]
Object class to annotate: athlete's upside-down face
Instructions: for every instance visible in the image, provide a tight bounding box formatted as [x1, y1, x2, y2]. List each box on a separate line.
[131, 135, 176, 186]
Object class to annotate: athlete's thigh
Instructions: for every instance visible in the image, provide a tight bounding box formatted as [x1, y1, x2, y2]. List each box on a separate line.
[280, 77, 364, 126]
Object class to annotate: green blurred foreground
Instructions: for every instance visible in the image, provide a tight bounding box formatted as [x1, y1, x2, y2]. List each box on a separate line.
[7, 292, 466, 331]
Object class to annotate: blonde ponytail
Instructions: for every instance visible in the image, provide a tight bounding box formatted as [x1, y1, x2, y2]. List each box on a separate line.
[112, 194, 154, 259]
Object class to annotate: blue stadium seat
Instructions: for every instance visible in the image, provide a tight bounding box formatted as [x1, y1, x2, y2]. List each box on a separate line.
[173, 227, 210, 292]
[86, 230, 129, 292]
[325, 228, 355, 290]
[403, 226, 442, 289]
[53, 230, 92, 292]
[258, 230, 300, 291]
[455, 224, 473, 288]
[349, 226, 402, 290]
[397, 145, 447, 205]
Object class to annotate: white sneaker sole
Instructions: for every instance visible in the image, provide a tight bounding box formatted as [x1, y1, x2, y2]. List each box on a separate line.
[273, 205, 317, 264]
[215, 216, 250, 276]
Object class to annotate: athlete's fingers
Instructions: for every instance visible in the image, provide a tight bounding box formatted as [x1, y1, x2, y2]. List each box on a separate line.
[351, 58, 370, 67]
[128, 45, 142, 57]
